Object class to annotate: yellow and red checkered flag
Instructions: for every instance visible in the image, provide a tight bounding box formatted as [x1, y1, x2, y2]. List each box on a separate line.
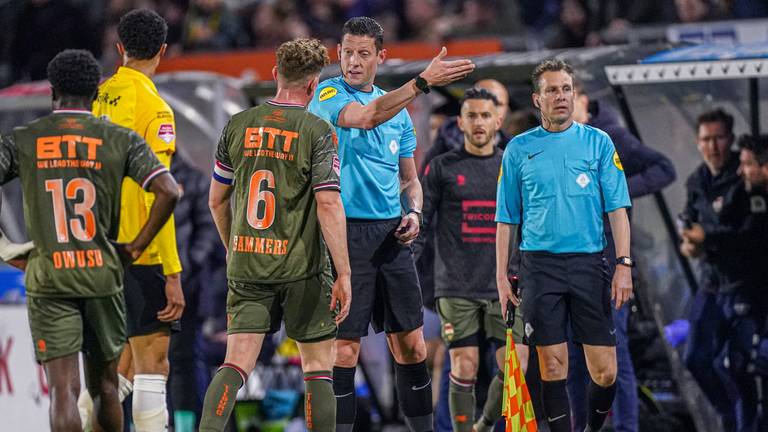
[502, 276, 537, 432]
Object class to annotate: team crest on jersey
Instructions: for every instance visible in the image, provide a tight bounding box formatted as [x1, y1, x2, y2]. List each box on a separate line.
[319, 87, 338, 102]
[712, 196, 724, 213]
[443, 323, 455, 341]
[613, 151, 624, 171]
[157, 124, 175, 143]
[751, 195, 767, 213]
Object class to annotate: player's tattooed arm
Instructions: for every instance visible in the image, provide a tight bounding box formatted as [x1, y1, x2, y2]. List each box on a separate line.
[316, 190, 352, 324]
[209, 179, 234, 252]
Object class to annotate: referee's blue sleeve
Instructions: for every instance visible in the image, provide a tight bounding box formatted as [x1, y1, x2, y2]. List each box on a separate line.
[308, 84, 352, 125]
[495, 146, 521, 224]
[599, 136, 632, 212]
[399, 112, 417, 158]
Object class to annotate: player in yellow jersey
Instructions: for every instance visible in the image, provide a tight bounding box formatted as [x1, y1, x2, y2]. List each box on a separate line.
[79, 9, 184, 432]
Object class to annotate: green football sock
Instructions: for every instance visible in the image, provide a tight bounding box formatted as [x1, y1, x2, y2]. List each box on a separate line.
[449, 374, 476, 432]
[475, 372, 505, 432]
[199, 364, 245, 432]
[304, 371, 336, 432]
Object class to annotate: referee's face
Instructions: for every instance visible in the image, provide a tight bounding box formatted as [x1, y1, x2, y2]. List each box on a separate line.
[339, 34, 385, 92]
[458, 98, 500, 149]
[533, 70, 574, 126]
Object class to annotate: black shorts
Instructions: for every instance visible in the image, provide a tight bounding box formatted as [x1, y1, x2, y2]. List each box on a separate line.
[124, 264, 181, 337]
[519, 251, 615, 346]
[339, 218, 424, 339]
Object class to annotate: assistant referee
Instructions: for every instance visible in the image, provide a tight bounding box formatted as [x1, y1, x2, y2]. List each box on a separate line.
[495, 59, 633, 432]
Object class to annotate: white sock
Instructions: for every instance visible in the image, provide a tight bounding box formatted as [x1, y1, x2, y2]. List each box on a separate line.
[132, 374, 168, 432]
[78, 373, 132, 431]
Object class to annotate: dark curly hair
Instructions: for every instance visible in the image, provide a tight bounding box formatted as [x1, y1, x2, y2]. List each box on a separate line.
[460, 87, 500, 108]
[47, 49, 101, 99]
[342, 17, 384, 51]
[276, 38, 330, 85]
[117, 9, 167, 60]
[738, 134, 768, 165]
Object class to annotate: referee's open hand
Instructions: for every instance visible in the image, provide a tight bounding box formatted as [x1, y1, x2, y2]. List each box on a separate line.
[420, 47, 476, 87]
[612, 265, 633, 310]
[331, 274, 352, 324]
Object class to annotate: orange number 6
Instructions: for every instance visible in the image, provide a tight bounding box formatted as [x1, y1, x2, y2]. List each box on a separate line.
[246, 170, 276, 230]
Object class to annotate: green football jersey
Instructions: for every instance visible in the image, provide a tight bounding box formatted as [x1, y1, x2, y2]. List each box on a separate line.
[214, 101, 340, 283]
[0, 110, 167, 298]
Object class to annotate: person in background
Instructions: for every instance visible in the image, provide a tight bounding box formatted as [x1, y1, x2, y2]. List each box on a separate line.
[567, 78, 676, 432]
[681, 110, 765, 431]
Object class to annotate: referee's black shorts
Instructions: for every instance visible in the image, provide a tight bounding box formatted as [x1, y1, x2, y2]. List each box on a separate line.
[124, 264, 181, 337]
[338, 218, 424, 339]
[519, 251, 615, 346]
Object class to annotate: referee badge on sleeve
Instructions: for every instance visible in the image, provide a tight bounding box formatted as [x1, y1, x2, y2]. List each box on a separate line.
[319, 87, 338, 101]
[613, 151, 624, 171]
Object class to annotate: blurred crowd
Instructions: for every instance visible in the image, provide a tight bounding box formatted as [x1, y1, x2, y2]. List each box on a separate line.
[2, 0, 768, 86]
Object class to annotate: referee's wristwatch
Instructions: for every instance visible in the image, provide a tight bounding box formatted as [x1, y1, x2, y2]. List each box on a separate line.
[616, 256, 635, 268]
[408, 209, 423, 228]
[414, 75, 431, 94]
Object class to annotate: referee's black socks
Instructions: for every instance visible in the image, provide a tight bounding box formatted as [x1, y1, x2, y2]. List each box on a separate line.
[395, 361, 434, 431]
[332, 366, 356, 432]
[587, 378, 616, 431]
[542, 379, 571, 432]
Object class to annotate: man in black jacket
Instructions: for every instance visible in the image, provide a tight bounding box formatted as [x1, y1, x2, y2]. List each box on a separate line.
[567, 84, 676, 432]
[681, 110, 767, 431]
[168, 154, 221, 430]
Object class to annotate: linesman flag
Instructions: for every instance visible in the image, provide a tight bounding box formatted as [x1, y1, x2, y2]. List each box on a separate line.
[502, 276, 537, 432]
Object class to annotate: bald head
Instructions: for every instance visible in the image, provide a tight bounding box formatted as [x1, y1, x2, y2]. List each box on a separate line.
[474, 79, 509, 121]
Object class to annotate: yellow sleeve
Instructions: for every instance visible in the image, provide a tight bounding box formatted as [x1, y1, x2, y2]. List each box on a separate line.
[147, 150, 182, 275]
[143, 112, 176, 154]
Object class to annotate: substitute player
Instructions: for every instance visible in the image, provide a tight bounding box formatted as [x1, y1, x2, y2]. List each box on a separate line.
[417, 88, 528, 431]
[198, 38, 351, 432]
[495, 59, 633, 432]
[0, 49, 179, 431]
[308, 17, 475, 432]
[83, 9, 184, 431]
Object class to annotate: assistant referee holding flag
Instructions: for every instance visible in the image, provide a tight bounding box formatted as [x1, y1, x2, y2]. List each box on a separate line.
[495, 59, 633, 432]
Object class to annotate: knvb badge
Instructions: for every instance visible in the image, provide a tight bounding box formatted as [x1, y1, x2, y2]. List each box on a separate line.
[157, 124, 175, 144]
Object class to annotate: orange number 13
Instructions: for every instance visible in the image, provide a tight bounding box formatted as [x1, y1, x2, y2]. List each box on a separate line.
[45, 178, 97, 243]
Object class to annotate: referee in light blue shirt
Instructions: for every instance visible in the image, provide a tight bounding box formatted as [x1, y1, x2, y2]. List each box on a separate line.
[308, 16, 475, 432]
[495, 59, 633, 432]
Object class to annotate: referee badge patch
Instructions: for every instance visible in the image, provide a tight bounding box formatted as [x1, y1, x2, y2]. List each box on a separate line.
[319, 87, 338, 101]
[613, 151, 624, 171]
[158, 123, 175, 144]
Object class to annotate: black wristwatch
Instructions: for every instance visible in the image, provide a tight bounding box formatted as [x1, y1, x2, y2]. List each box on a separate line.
[414, 75, 431, 94]
[408, 209, 423, 227]
[616, 256, 635, 268]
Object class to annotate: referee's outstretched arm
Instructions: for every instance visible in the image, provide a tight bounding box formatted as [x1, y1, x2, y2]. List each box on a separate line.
[607, 208, 632, 309]
[335, 48, 475, 130]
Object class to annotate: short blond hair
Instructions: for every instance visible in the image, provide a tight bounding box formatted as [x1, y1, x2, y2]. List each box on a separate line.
[276, 38, 330, 85]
